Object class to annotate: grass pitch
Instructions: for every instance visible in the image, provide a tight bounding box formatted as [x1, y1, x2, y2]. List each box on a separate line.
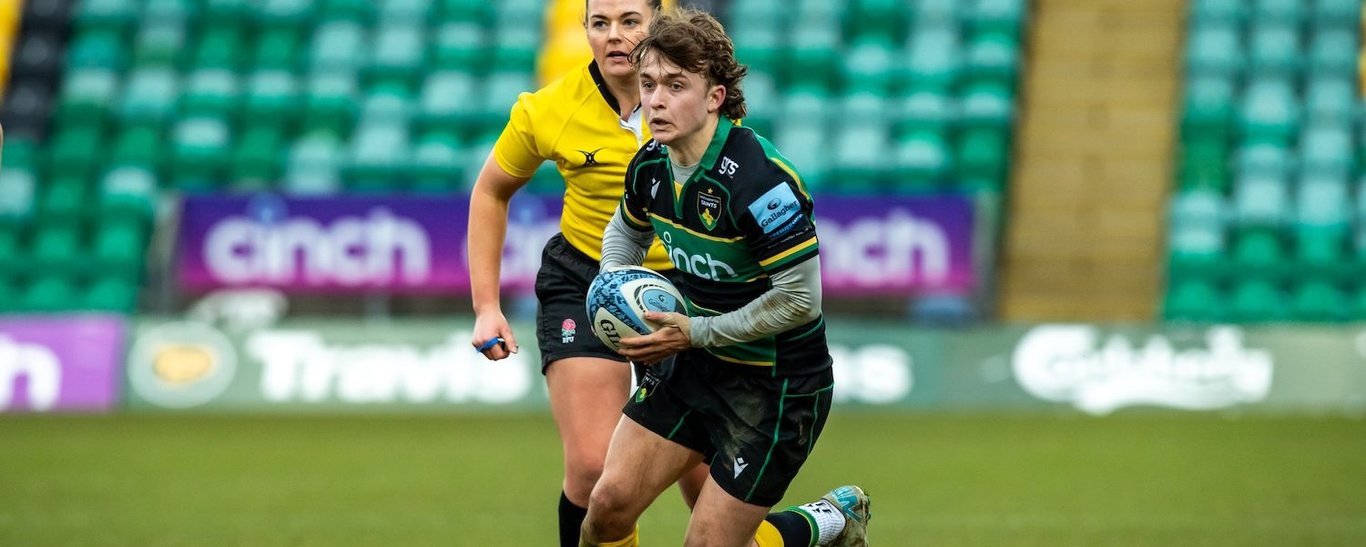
[1, 413, 1363, 546]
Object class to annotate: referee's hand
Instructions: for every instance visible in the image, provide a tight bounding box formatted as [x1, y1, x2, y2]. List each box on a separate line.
[617, 311, 690, 365]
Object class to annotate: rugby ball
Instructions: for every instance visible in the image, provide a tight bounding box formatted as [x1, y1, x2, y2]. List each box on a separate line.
[586, 266, 687, 351]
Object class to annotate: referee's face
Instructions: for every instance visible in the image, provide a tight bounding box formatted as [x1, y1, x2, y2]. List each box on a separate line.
[585, 0, 653, 79]
[639, 51, 723, 148]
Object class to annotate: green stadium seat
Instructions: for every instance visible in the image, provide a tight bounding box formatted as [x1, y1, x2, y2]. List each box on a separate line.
[360, 84, 413, 128]
[417, 70, 478, 132]
[369, 24, 426, 87]
[1238, 76, 1299, 143]
[119, 67, 180, 127]
[772, 120, 829, 191]
[143, 0, 197, 23]
[1163, 279, 1223, 322]
[494, 0, 543, 30]
[1305, 76, 1355, 124]
[1184, 22, 1242, 76]
[479, 71, 534, 133]
[0, 225, 22, 287]
[0, 167, 37, 223]
[56, 68, 119, 129]
[321, 0, 377, 23]
[785, 20, 840, 88]
[410, 131, 465, 192]
[74, 0, 138, 33]
[1181, 75, 1235, 136]
[1, 139, 38, 172]
[100, 166, 160, 221]
[896, 89, 954, 134]
[893, 130, 951, 188]
[1231, 229, 1286, 281]
[842, 38, 898, 95]
[284, 135, 344, 194]
[1247, 21, 1302, 75]
[1300, 124, 1352, 177]
[192, 27, 245, 71]
[180, 68, 241, 118]
[527, 163, 563, 194]
[203, 0, 250, 26]
[243, 69, 301, 123]
[380, 0, 435, 24]
[347, 123, 411, 192]
[84, 277, 140, 312]
[732, 24, 784, 80]
[169, 117, 232, 191]
[1307, 29, 1359, 76]
[971, 0, 1027, 35]
[956, 127, 1008, 181]
[1232, 174, 1290, 230]
[301, 72, 359, 137]
[132, 19, 187, 68]
[39, 177, 88, 224]
[29, 220, 84, 277]
[311, 21, 366, 72]
[91, 215, 146, 281]
[1178, 135, 1229, 190]
[438, 0, 491, 24]
[1234, 141, 1293, 180]
[1294, 175, 1351, 278]
[254, 28, 303, 72]
[1252, 0, 1305, 22]
[66, 30, 127, 72]
[848, 0, 907, 41]
[1191, 0, 1247, 24]
[1229, 279, 1289, 322]
[833, 125, 892, 190]
[912, 0, 960, 24]
[231, 126, 286, 185]
[48, 127, 104, 179]
[958, 79, 1014, 127]
[493, 26, 541, 73]
[21, 277, 83, 313]
[258, 0, 316, 30]
[1313, 0, 1362, 24]
[1291, 281, 1348, 321]
[1167, 188, 1228, 278]
[965, 31, 1020, 81]
[738, 72, 778, 136]
[109, 126, 165, 173]
[904, 25, 961, 92]
[431, 22, 489, 73]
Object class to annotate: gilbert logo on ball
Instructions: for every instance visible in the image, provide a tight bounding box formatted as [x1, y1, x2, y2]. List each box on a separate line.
[585, 266, 686, 351]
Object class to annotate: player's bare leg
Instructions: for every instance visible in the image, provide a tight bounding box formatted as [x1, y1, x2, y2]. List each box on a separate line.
[547, 357, 633, 507]
[683, 477, 771, 547]
[582, 416, 704, 544]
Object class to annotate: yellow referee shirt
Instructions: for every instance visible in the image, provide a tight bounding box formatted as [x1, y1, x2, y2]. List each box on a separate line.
[493, 61, 672, 271]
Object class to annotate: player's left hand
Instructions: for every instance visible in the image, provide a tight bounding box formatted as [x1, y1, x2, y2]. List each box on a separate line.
[616, 311, 691, 365]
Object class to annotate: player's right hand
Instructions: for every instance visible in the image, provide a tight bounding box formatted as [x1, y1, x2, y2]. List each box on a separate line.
[472, 312, 518, 361]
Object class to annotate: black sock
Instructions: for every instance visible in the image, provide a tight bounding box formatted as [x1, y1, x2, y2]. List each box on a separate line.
[766, 510, 816, 547]
[559, 491, 589, 547]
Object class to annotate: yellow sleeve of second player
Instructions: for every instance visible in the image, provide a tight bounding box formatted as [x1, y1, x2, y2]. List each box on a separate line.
[492, 93, 546, 179]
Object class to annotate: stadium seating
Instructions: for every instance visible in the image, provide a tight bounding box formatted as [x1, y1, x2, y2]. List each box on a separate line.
[0, 0, 1028, 315]
[1166, 0, 1364, 322]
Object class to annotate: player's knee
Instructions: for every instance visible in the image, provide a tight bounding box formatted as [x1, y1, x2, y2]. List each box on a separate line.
[587, 478, 631, 518]
[565, 452, 606, 498]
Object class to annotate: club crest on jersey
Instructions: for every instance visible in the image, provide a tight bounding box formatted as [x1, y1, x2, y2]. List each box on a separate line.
[577, 147, 605, 168]
[697, 189, 722, 231]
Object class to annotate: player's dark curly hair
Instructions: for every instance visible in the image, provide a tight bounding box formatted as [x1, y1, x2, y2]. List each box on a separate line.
[629, 8, 748, 120]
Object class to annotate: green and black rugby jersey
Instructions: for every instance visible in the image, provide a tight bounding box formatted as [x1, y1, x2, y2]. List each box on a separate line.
[619, 118, 832, 377]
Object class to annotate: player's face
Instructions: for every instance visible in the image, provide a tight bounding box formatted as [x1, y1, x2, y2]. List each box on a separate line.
[639, 51, 724, 147]
[585, 0, 652, 79]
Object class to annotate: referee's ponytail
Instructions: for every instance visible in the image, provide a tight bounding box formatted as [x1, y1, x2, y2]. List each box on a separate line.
[629, 8, 748, 120]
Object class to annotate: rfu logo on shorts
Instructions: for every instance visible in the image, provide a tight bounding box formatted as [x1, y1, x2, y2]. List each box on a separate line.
[561, 318, 577, 343]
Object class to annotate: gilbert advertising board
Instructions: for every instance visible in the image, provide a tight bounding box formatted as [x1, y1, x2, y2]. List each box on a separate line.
[175, 193, 976, 296]
[0, 315, 124, 412]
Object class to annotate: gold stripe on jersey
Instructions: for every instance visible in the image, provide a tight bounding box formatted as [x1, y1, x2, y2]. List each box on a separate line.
[491, 61, 672, 271]
[758, 236, 818, 269]
[647, 213, 745, 243]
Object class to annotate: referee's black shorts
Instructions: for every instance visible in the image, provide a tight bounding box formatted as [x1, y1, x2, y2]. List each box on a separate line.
[624, 354, 835, 507]
[533, 232, 683, 375]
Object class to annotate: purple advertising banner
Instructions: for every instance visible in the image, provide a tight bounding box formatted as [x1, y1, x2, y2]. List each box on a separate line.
[177, 193, 973, 295]
[0, 315, 125, 412]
